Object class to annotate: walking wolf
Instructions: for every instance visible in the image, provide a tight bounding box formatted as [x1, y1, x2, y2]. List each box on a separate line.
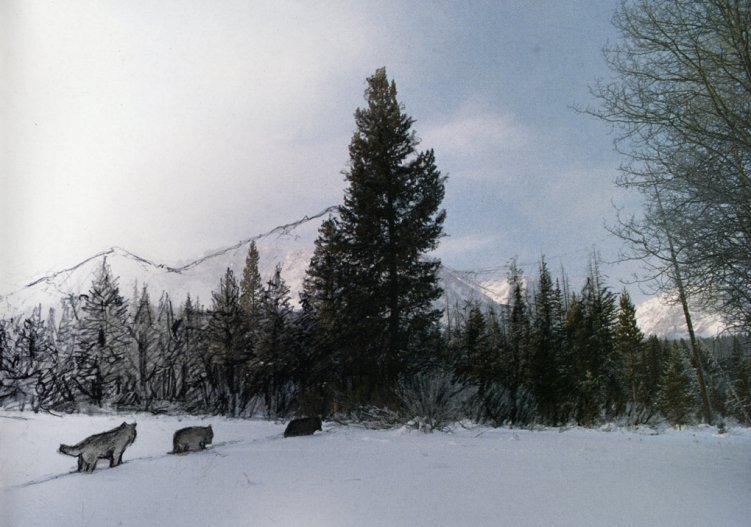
[58, 422, 137, 473]
[172, 425, 213, 453]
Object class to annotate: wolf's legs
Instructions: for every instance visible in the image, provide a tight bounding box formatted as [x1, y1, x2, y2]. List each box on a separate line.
[81, 453, 97, 473]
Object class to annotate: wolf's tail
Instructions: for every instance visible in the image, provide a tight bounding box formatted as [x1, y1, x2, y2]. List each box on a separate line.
[58, 444, 81, 457]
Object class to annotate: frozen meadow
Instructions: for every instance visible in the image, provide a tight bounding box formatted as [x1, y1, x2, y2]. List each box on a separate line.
[1, 412, 749, 527]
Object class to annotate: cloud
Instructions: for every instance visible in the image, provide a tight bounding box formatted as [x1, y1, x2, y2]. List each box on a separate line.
[433, 233, 498, 260]
[421, 107, 531, 160]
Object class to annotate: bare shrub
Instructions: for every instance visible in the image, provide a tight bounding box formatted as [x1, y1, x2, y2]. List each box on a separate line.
[397, 370, 470, 432]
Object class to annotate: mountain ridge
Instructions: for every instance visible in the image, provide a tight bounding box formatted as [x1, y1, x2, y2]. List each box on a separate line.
[0, 209, 721, 338]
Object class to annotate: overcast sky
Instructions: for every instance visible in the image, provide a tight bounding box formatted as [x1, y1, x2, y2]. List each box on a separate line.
[2, 0, 641, 298]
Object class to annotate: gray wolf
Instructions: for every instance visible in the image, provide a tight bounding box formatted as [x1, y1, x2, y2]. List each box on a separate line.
[172, 425, 214, 453]
[58, 422, 137, 473]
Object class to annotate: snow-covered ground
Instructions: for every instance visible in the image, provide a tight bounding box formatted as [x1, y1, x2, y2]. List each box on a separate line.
[1, 412, 749, 527]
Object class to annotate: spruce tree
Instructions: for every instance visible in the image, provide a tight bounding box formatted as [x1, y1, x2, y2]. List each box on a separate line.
[299, 216, 348, 411]
[505, 261, 531, 424]
[239, 240, 264, 343]
[311, 67, 446, 405]
[530, 257, 563, 424]
[129, 286, 156, 405]
[254, 264, 295, 416]
[55, 297, 81, 404]
[207, 267, 248, 415]
[614, 289, 645, 419]
[453, 303, 490, 386]
[660, 341, 698, 427]
[153, 292, 180, 401]
[179, 294, 208, 405]
[563, 259, 619, 425]
[77, 260, 131, 406]
[641, 335, 669, 421]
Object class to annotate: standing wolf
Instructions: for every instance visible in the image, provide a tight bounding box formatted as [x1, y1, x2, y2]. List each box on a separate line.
[58, 422, 137, 473]
[172, 425, 213, 453]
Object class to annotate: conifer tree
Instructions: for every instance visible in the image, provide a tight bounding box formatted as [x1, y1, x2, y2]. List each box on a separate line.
[179, 294, 208, 406]
[309, 67, 446, 405]
[299, 216, 348, 410]
[254, 264, 295, 416]
[530, 257, 563, 424]
[640, 335, 669, 421]
[660, 341, 698, 426]
[614, 289, 645, 419]
[77, 260, 131, 406]
[153, 292, 181, 401]
[55, 297, 80, 404]
[453, 303, 490, 386]
[129, 286, 156, 404]
[504, 261, 532, 424]
[239, 241, 263, 316]
[563, 259, 619, 424]
[207, 268, 248, 415]
[239, 241, 264, 354]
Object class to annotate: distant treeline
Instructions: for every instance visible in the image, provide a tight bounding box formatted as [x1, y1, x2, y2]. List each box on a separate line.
[0, 250, 748, 428]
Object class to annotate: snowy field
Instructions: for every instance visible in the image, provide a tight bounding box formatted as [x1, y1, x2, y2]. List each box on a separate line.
[1, 412, 750, 527]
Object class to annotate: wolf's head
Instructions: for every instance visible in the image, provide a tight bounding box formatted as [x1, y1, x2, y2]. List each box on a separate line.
[124, 422, 137, 442]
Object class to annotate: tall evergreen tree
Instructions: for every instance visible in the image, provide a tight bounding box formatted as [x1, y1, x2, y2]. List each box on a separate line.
[299, 216, 348, 411]
[153, 292, 181, 401]
[77, 260, 131, 406]
[179, 294, 209, 407]
[207, 268, 248, 415]
[504, 261, 532, 424]
[239, 241, 264, 352]
[254, 264, 295, 416]
[453, 303, 490, 386]
[129, 286, 156, 405]
[54, 297, 80, 405]
[640, 335, 669, 421]
[530, 257, 563, 424]
[660, 341, 698, 427]
[310, 67, 446, 405]
[564, 259, 619, 425]
[614, 289, 645, 419]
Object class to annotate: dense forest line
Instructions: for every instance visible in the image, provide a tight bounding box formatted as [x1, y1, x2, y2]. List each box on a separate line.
[0, 247, 749, 428]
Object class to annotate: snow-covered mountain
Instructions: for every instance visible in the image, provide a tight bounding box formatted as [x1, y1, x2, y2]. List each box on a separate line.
[635, 294, 724, 339]
[0, 207, 498, 320]
[0, 208, 722, 338]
